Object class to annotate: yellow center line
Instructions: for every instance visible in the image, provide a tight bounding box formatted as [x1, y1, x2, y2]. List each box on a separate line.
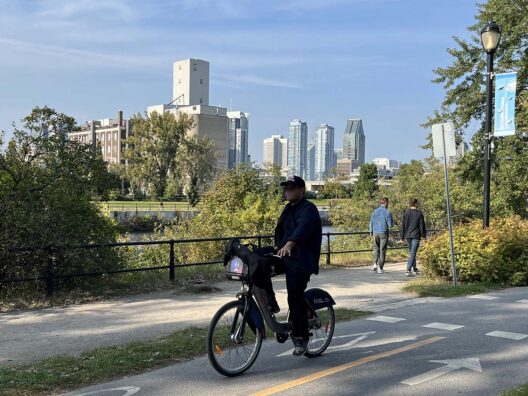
[250, 336, 445, 396]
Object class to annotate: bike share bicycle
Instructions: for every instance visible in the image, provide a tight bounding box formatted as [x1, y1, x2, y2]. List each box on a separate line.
[206, 241, 336, 377]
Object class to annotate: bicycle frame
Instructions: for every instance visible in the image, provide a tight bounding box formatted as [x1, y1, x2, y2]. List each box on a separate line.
[234, 279, 335, 339]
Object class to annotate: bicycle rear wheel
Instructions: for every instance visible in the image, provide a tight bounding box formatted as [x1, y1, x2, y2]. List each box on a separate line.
[207, 300, 263, 376]
[305, 305, 335, 357]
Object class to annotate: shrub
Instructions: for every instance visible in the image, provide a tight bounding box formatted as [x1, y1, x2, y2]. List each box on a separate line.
[419, 216, 528, 285]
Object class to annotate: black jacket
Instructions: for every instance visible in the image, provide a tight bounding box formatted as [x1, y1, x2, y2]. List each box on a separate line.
[274, 197, 322, 275]
[400, 208, 427, 240]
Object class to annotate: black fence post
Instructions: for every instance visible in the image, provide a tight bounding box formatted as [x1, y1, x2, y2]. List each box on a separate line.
[326, 233, 331, 266]
[46, 247, 55, 298]
[169, 240, 175, 282]
[257, 236, 262, 249]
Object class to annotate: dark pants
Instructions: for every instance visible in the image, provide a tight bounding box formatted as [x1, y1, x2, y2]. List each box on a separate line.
[257, 256, 311, 341]
[406, 238, 420, 272]
[373, 233, 389, 269]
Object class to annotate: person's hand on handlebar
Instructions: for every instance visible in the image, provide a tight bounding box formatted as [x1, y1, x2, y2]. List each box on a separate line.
[277, 241, 296, 257]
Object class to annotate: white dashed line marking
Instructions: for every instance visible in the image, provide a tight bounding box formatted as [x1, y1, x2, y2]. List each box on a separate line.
[366, 315, 406, 323]
[486, 331, 528, 340]
[467, 295, 499, 300]
[423, 322, 464, 331]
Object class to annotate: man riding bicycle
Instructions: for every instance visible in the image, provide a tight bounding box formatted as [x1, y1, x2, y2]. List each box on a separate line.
[258, 175, 322, 356]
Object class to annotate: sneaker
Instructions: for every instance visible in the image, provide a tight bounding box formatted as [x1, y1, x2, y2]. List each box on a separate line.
[405, 271, 414, 277]
[414, 268, 420, 274]
[292, 337, 308, 356]
[377, 268, 384, 274]
[372, 263, 378, 271]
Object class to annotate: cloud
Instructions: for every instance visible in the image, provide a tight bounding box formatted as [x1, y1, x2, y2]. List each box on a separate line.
[0, 38, 161, 71]
[34, 0, 139, 22]
[215, 73, 304, 89]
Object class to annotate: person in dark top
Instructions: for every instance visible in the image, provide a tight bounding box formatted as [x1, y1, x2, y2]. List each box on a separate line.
[260, 175, 322, 356]
[400, 198, 427, 277]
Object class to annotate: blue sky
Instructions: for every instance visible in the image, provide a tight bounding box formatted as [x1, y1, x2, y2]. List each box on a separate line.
[0, 0, 482, 164]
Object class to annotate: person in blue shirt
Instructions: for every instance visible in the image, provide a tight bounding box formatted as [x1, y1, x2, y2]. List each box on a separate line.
[369, 197, 394, 274]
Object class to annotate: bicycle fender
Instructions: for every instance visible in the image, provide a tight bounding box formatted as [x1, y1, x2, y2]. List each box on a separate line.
[304, 288, 336, 310]
[247, 298, 265, 335]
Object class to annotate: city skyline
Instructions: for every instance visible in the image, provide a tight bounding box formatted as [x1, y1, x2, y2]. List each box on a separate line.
[0, 1, 479, 164]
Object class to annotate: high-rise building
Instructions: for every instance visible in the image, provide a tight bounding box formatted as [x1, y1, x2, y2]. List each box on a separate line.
[227, 111, 249, 169]
[172, 59, 209, 106]
[448, 141, 470, 166]
[148, 59, 229, 171]
[343, 119, 366, 167]
[68, 111, 130, 165]
[333, 148, 343, 169]
[306, 144, 316, 181]
[314, 124, 335, 180]
[263, 135, 287, 170]
[288, 119, 308, 177]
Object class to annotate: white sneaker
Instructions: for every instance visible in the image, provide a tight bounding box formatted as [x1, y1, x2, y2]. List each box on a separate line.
[372, 263, 378, 271]
[405, 271, 414, 277]
[377, 268, 384, 274]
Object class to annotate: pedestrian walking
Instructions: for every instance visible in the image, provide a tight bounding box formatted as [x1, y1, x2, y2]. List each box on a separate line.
[400, 198, 427, 277]
[369, 197, 394, 274]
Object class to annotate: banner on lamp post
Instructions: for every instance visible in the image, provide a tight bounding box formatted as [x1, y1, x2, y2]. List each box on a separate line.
[494, 72, 517, 137]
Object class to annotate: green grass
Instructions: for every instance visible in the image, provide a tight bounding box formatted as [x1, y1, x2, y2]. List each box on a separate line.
[501, 383, 528, 396]
[0, 307, 371, 395]
[402, 278, 506, 298]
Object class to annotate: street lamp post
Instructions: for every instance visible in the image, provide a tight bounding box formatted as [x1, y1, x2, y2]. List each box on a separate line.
[481, 21, 501, 229]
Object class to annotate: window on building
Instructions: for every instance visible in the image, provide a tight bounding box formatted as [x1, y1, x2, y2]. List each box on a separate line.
[200, 78, 203, 84]
[199, 98, 202, 104]
[178, 79, 181, 84]
[193, 63, 197, 71]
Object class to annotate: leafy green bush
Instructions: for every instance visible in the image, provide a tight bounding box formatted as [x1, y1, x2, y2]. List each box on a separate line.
[419, 216, 528, 285]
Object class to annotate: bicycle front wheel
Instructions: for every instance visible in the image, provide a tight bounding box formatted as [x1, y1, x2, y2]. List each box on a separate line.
[207, 300, 263, 377]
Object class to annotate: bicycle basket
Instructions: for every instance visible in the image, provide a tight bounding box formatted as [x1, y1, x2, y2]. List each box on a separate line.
[226, 256, 249, 281]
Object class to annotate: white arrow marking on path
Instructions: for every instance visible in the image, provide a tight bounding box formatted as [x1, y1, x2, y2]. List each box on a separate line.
[401, 357, 482, 386]
[76, 386, 141, 396]
[276, 332, 375, 357]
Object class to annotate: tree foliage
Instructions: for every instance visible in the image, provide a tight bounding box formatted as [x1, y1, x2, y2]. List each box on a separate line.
[124, 111, 193, 199]
[0, 107, 120, 286]
[425, 0, 528, 218]
[353, 163, 379, 199]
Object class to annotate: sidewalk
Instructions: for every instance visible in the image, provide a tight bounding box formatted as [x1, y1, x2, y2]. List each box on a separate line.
[0, 262, 425, 366]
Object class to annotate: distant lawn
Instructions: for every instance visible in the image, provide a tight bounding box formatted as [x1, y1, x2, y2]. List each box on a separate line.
[100, 198, 346, 212]
[0, 307, 370, 395]
[97, 201, 198, 212]
[402, 278, 506, 298]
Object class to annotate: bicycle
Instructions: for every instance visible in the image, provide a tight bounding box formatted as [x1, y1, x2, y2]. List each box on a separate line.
[207, 252, 336, 377]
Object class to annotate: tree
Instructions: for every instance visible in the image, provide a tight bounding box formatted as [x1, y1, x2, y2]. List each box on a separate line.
[425, 0, 528, 218]
[321, 176, 350, 199]
[179, 136, 216, 206]
[125, 111, 193, 199]
[353, 163, 379, 198]
[0, 107, 119, 285]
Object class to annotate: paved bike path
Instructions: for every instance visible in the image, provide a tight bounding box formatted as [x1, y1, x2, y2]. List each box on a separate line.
[0, 263, 416, 365]
[64, 287, 528, 396]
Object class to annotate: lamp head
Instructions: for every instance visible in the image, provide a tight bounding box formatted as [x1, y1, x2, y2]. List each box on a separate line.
[481, 20, 501, 54]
